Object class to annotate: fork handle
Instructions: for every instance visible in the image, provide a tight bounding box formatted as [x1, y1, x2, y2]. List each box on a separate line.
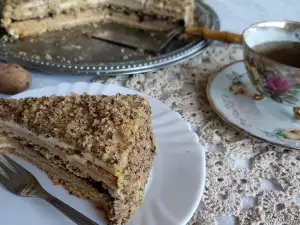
[39, 191, 99, 225]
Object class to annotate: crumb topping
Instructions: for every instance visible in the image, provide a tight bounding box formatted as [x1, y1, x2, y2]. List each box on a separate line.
[0, 94, 151, 165]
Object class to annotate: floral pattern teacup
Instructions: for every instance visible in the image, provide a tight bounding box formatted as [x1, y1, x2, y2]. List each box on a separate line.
[243, 21, 300, 106]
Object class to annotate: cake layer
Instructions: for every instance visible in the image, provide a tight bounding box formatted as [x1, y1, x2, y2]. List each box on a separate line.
[146, 0, 195, 22]
[0, 136, 114, 221]
[0, 119, 116, 174]
[4, 7, 177, 38]
[2, 0, 194, 38]
[0, 125, 119, 191]
[5, 0, 147, 21]
[5, 0, 188, 21]
[0, 120, 155, 224]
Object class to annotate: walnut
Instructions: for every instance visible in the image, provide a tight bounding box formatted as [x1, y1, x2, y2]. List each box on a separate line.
[0, 64, 31, 94]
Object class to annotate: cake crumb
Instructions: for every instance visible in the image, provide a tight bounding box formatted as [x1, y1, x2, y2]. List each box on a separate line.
[32, 55, 40, 60]
[45, 53, 52, 61]
[178, 33, 191, 41]
[19, 51, 27, 56]
[146, 56, 153, 61]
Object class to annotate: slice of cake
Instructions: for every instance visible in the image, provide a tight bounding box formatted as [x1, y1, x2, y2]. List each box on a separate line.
[0, 93, 156, 225]
[2, 0, 195, 38]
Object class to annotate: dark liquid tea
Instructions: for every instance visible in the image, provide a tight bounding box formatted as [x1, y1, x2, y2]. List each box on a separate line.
[254, 41, 300, 68]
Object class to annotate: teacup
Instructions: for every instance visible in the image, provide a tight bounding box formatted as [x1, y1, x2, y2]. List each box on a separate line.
[242, 21, 300, 115]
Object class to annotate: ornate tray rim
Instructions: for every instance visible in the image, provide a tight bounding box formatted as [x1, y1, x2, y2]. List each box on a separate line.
[0, 1, 220, 76]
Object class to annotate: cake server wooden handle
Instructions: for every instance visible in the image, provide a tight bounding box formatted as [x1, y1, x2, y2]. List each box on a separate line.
[185, 27, 243, 44]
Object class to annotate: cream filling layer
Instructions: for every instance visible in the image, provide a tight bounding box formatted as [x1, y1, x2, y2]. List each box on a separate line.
[0, 135, 118, 204]
[0, 120, 114, 172]
[0, 120, 117, 189]
[12, 0, 146, 20]
[4, 7, 176, 38]
[0, 135, 12, 148]
[7, 0, 178, 21]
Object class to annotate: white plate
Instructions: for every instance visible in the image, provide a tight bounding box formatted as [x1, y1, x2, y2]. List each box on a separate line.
[0, 82, 205, 225]
[207, 61, 300, 149]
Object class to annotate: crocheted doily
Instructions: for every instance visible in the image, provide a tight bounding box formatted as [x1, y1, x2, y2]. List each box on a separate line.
[94, 44, 300, 225]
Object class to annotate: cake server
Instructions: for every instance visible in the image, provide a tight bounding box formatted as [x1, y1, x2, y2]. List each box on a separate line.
[83, 23, 183, 53]
[185, 27, 242, 44]
[85, 23, 242, 53]
[0, 154, 99, 225]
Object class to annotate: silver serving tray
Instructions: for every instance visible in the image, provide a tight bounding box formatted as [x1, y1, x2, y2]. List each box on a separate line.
[0, 1, 219, 76]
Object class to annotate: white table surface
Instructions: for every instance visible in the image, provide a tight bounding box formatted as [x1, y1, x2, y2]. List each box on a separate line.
[1, 0, 300, 98]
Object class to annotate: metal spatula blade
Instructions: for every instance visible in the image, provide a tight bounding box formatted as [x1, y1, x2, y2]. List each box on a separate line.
[83, 23, 183, 53]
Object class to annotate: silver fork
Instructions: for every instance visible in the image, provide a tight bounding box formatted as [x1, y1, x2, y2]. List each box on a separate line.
[0, 154, 99, 225]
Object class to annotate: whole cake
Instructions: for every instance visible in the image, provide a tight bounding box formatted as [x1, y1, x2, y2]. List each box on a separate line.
[2, 0, 195, 38]
[0, 93, 156, 225]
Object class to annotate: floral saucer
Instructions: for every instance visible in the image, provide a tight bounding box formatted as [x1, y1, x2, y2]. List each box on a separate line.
[207, 61, 300, 150]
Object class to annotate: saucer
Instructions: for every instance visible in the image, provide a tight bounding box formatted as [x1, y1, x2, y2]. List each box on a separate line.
[207, 61, 300, 150]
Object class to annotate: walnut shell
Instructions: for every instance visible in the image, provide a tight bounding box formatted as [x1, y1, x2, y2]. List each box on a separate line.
[0, 64, 31, 94]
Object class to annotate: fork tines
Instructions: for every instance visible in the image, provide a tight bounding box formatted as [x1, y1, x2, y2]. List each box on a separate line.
[0, 154, 24, 180]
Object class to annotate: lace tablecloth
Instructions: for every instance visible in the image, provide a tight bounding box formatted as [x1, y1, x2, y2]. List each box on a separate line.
[95, 44, 300, 225]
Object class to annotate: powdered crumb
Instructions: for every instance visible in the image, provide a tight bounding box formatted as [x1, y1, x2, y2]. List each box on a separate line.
[45, 53, 52, 61]
[19, 51, 27, 56]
